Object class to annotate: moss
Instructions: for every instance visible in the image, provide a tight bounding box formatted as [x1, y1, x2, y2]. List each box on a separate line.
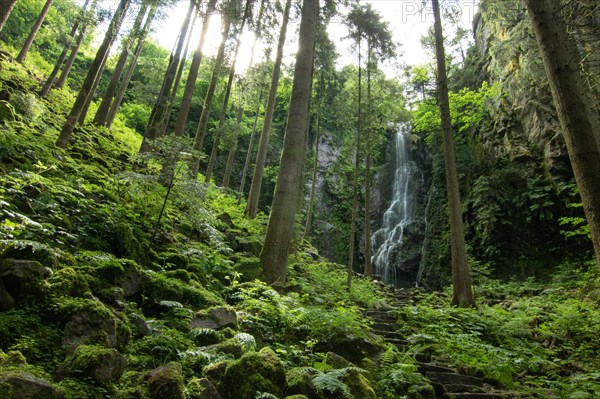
[164, 269, 191, 283]
[0, 241, 59, 268]
[60, 344, 127, 385]
[284, 396, 309, 399]
[0, 382, 13, 399]
[234, 257, 263, 282]
[108, 222, 144, 263]
[345, 372, 377, 399]
[147, 362, 184, 399]
[221, 347, 286, 399]
[142, 272, 223, 308]
[161, 253, 189, 270]
[407, 383, 436, 399]
[48, 267, 91, 298]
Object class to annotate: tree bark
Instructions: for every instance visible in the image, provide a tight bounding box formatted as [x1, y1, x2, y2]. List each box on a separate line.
[139, 0, 195, 153]
[432, 0, 474, 307]
[523, 0, 600, 267]
[303, 71, 324, 240]
[94, 0, 150, 126]
[0, 0, 17, 32]
[347, 38, 362, 291]
[159, 4, 198, 137]
[56, 18, 89, 89]
[56, 0, 130, 149]
[246, 0, 293, 218]
[205, 0, 252, 183]
[222, 106, 244, 188]
[173, 0, 217, 137]
[16, 0, 53, 62]
[261, 0, 318, 288]
[188, 16, 232, 178]
[237, 87, 265, 202]
[40, 0, 91, 97]
[364, 48, 372, 277]
[105, 1, 157, 128]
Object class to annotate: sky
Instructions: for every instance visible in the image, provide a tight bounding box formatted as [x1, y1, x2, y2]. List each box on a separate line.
[149, 0, 480, 76]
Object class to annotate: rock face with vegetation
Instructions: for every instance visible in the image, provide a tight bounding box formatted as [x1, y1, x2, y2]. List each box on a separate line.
[0, 0, 599, 398]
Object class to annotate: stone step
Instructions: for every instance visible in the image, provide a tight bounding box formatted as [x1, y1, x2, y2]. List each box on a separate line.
[426, 372, 484, 386]
[443, 393, 508, 399]
[372, 321, 397, 331]
[372, 329, 404, 339]
[385, 338, 409, 347]
[417, 362, 456, 374]
[443, 384, 487, 393]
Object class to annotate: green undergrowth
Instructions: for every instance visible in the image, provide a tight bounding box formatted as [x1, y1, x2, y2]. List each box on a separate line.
[393, 262, 600, 398]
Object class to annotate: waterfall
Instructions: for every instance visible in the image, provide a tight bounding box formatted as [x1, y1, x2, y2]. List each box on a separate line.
[371, 126, 422, 287]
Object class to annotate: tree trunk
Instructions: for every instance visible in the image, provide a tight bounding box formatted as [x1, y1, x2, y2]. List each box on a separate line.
[77, 49, 110, 124]
[56, 18, 89, 89]
[139, 0, 195, 153]
[237, 88, 265, 202]
[347, 38, 362, 291]
[222, 106, 244, 188]
[432, 0, 474, 307]
[105, 1, 157, 128]
[173, 0, 217, 137]
[225, 0, 267, 189]
[56, 0, 130, 149]
[205, 0, 252, 183]
[40, 0, 91, 97]
[523, 0, 600, 267]
[0, 0, 17, 32]
[260, 0, 318, 288]
[159, 5, 198, 137]
[16, 0, 53, 62]
[303, 71, 324, 240]
[246, 0, 293, 218]
[188, 17, 232, 178]
[364, 48, 372, 277]
[94, 0, 150, 126]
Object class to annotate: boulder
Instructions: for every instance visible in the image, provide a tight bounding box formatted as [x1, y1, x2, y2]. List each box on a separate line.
[61, 301, 129, 355]
[221, 347, 286, 399]
[57, 345, 127, 385]
[0, 259, 52, 308]
[191, 307, 237, 330]
[0, 371, 64, 399]
[147, 362, 184, 399]
[286, 368, 318, 399]
[186, 378, 222, 399]
[324, 352, 351, 369]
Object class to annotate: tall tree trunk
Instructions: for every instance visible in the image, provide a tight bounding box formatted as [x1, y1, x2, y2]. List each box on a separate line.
[224, 0, 267, 189]
[159, 6, 198, 137]
[523, 0, 600, 267]
[105, 1, 157, 128]
[56, 18, 90, 89]
[0, 0, 18, 32]
[222, 106, 244, 188]
[205, 0, 252, 183]
[55, 0, 131, 149]
[40, 0, 91, 97]
[16, 0, 53, 62]
[303, 71, 324, 240]
[173, 0, 217, 137]
[237, 88, 265, 202]
[364, 48, 373, 277]
[246, 0, 293, 218]
[77, 49, 110, 124]
[139, 0, 195, 153]
[261, 0, 318, 288]
[188, 16, 232, 178]
[94, 0, 150, 126]
[347, 38, 362, 290]
[432, 0, 474, 307]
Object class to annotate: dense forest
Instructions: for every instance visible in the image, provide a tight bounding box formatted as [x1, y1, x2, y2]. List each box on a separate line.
[0, 0, 599, 398]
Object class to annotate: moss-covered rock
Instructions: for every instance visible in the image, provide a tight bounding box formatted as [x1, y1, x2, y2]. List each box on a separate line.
[191, 306, 237, 330]
[201, 360, 229, 391]
[60, 299, 130, 355]
[185, 377, 222, 399]
[234, 257, 263, 282]
[147, 362, 184, 399]
[221, 347, 286, 399]
[286, 368, 317, 399]
[0, 259, 52, 309]
[0, 371, 64, 399]
[407, 383, 436, 399]
[284, 396, 309, 399]
[57, 344, 127, 385]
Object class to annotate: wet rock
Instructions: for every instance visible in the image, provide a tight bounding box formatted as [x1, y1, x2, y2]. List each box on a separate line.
[147, 362, 184, 399]
[0, 371, 64, 399]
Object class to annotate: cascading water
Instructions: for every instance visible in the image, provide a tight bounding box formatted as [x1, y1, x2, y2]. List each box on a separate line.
[371, 126, 423, 287]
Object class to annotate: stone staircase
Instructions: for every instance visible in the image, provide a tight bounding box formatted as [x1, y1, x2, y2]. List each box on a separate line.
[366, 289, 515, 399]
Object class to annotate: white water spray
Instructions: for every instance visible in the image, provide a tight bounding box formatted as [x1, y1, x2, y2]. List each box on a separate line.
[371, 127, 420, 286]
